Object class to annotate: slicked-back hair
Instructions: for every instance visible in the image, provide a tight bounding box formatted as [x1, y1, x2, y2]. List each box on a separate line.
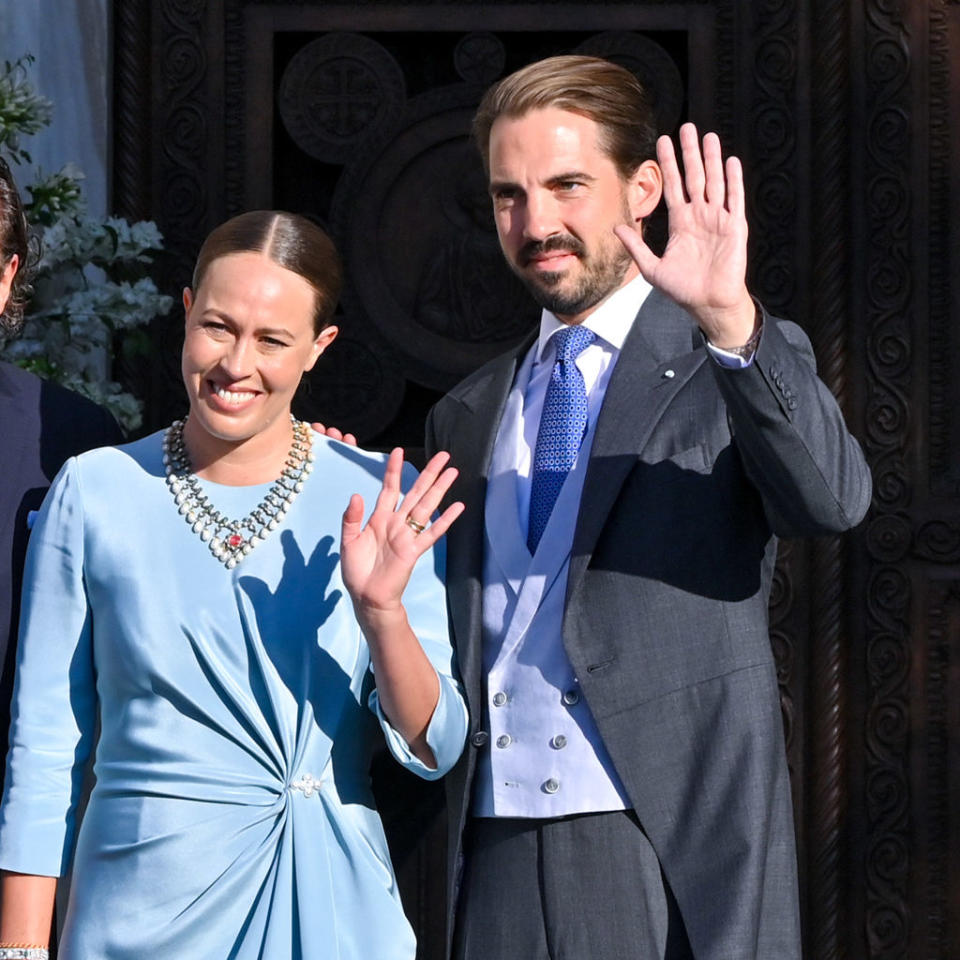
[192, 211, 342, 334]
[473, 55, 658, 181]
[0, 156, 35, 336]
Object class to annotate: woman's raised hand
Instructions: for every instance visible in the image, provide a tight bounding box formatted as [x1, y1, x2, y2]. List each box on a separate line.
[340, 448, 463, 615]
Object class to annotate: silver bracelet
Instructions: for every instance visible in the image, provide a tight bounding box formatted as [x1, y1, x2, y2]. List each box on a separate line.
[0, 948, 50, 959]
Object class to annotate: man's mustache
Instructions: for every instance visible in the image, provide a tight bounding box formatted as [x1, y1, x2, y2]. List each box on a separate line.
[518, 234, 585, 266]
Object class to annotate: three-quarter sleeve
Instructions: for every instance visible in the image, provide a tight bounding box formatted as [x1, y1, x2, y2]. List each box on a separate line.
[367, 466, 468, 780]
[0, 458, 98, 875]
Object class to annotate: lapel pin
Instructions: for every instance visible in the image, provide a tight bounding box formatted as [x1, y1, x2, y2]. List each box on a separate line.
[663, 369, 675, 379]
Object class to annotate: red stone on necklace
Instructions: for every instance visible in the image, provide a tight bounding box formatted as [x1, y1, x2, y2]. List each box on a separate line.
[227, 534, 245, 549]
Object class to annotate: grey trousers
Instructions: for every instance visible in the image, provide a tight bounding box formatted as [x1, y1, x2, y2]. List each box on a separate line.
[453, 810, 693, 960]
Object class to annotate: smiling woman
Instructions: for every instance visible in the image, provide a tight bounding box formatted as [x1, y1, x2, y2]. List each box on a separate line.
[181, 250, 336, 475]
[0, 211, 468, 960]
[180, 213, 340, 477]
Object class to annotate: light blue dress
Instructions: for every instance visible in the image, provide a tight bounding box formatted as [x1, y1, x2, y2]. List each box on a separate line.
[0, 430, 468, 959]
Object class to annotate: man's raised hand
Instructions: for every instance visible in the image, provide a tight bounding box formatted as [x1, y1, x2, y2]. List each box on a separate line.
[615, 122, 757, 349]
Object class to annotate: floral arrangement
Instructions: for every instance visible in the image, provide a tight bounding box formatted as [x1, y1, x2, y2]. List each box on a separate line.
[0, 55, 172, 431]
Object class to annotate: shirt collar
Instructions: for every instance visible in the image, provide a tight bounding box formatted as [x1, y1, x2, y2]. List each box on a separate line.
[534, 272, 653, 363]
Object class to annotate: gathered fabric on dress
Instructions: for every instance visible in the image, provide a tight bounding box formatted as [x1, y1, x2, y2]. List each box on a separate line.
[0, 430, 468, 960]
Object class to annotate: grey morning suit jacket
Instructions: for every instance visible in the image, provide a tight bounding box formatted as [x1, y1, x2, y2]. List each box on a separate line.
[426, 289, 872, 960]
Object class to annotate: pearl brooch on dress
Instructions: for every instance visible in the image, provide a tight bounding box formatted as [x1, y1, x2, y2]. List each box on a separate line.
[289, 773, 322, 798]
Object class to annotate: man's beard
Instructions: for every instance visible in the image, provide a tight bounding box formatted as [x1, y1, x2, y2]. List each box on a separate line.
[510, 231, 633, 319]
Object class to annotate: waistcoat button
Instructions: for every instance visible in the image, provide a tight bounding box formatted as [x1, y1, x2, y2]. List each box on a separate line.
[562, 689, 580, 706]
[492, 691, 507, 707]
[496, 734, 512, 749]
[542, 778, 560, 794]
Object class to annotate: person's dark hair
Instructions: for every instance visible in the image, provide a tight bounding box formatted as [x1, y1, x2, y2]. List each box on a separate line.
[473, 55, 658, 180]
[0, 156, 35, 336]
[192, 211, 342, 333]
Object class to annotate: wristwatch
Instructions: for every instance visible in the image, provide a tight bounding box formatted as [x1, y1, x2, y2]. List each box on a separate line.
[723, 320, 763, 361]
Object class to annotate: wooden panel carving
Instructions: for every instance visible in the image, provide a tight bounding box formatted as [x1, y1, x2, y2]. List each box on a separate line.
[861, 0, 913, 955]
[113, 0, 151, 222]
[921, 578, 960, 959]
[806, 0, 852, 953]
[928, 1, 960, 495]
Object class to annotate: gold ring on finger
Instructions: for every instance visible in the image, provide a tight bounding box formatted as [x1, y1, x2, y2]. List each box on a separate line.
[405, 516, 427, 535]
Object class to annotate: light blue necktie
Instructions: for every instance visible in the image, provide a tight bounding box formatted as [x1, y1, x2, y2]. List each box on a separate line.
[527, 325, 595, 553]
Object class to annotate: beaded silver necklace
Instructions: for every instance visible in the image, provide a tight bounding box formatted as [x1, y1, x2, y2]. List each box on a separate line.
[163, 416, 314, 569]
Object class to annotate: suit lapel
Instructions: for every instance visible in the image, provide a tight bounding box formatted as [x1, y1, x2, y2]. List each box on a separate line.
[444, 291, 703, 694]
[483, 380, 530, 592]
[566, 290, 707, 600]
[441, 343, 531, 712]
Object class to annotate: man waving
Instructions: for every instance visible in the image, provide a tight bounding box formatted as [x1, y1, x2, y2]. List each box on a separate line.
[428, 55, 871, 960]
